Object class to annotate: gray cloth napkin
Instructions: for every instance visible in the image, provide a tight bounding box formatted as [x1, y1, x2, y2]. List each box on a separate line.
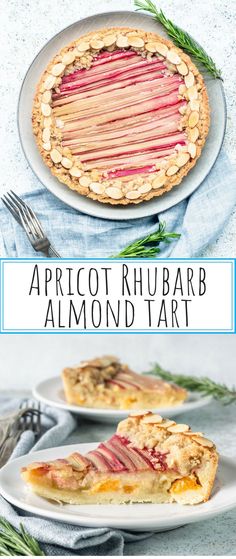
[0, 151, 235, 258]
[0, 399, 150, 555]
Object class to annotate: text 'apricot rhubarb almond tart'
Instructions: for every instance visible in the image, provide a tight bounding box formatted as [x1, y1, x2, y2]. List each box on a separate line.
[61, 355, 187, 409]
[33, 27, 210, 205]
[21, 412, 218, 505]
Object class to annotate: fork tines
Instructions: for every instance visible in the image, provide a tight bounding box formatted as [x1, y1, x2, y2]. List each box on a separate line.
[2, 190, 61, 257]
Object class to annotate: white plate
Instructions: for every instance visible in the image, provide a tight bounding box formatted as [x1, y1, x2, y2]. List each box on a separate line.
[18, 11, 226, 221]
[33, 376, 212, 423]
[0, 443, 235, 531]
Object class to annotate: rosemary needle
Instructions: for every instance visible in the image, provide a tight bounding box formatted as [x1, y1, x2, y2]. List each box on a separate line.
[0, 518, 45, 556]
[111, 221, 180, 258]
[146, 363, 236, 404]
[134, 0, 222, 79]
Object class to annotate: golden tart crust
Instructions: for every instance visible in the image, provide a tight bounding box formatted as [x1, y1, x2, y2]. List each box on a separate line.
[33, 27, 210, 205]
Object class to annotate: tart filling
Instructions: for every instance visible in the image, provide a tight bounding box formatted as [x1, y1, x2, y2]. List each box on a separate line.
[33, 27, 210, 205]
[21, 413, 218, 505]
[61, 355, 187, 409]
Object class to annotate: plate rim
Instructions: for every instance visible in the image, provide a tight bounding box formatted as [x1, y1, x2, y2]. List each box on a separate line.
[33, 375, 213, 417]
[0, 445, 235, 530]
[17, 10, 227, 221]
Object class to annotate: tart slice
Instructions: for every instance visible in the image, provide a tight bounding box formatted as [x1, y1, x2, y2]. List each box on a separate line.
[61, 355, 187, 409]
[33, 27, 209, 205]
[21, 413, 218, 505]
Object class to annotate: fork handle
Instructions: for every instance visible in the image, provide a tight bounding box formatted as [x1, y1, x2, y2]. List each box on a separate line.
[48, 245, 61, 258]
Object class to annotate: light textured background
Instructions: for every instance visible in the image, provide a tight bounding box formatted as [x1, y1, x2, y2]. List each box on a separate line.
[0, 333, 236, 390]
[0, 0, 236, 256]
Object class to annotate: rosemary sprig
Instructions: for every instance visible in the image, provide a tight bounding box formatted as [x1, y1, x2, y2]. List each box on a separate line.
[0, 518, 45, 556]
[134, 0, 222, 79]
[146, 363, 236, 404]
[111, 221, 180, 258]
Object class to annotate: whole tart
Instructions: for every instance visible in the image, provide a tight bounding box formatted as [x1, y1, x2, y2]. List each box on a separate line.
[33, 27, 210, 205]
[61, 355, 187, 409]
[21, 412, 218, 505]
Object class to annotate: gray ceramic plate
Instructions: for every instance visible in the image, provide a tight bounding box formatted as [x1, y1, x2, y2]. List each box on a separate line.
[18, 11, 226, 220]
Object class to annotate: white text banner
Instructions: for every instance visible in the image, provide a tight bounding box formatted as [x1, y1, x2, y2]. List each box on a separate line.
[0, 259, 234, 333]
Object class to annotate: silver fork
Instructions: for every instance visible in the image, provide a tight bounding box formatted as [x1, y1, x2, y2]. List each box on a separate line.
[19, 400, 42, 440]
[2, 190, 61, 258]
[0, 404, 42, 467]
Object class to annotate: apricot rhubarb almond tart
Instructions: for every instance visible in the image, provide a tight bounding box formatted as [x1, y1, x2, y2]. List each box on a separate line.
[33, 27, 210, 205]
[61, 355, 187, 409]
[21, 413, 218, 505]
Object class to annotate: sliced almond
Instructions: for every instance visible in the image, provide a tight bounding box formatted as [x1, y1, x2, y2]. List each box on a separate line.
[142, 414, 163, 424]
[62, 51, 76, 65]
[125, 190, 141, 200]
[44, 117, 52, 128]
[116, 35, 129, 48]
[44, 74, 56, 90]
[69, 166, 82, 178]
[42, 90, 51, 103]
[179, 105, 187, 115]
[42, 142, 51, 151]
[187, 85, 198, 101]
[41, 103, 51, 117]
[188, 142, 197, 158]
[188, 111, 199, 128]
[168, 423, 190, 433]
[154, 42, 168, 57]
[179, 84, 187, 95]
[42, 128, 51, 143]
[191, 436, 214, 448]
[176, 152, 190, 167]
[160, 420, 176, 428]
[167, 62, 177, 73]
[90, 39, 104, 50]
[52, 63, 65, 76]
[138, 183, 152, 194]
[188, 127, 199, 142]
[103, 34, 117, 47]
[129, 411, 151, 418]
[152, 171, 166, 189]
[79, 176, 91, 187]
[77, 42, 90, 52]
[175, 143, 187, 152]
[106, 186, 123, 200]
[90, 182, 105, 194]
[61, 157, 73, 169]
[50, 148, 62, 164]
[166, 165, 179, 177]
[190, 99, 200, 111]
[185, 71, 195, 88]
[127, 36, 145, 48]
[167, 49, 181, 65]
[145, 42, 157, 53]
[177, 62, 188, 76]
[185, 432, 203, 437]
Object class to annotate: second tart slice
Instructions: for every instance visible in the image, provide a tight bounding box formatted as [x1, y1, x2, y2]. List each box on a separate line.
[61, 355, 187, 409]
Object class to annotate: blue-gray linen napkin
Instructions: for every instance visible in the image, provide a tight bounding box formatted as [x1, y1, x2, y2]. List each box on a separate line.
[0, 151, 235, 258]
[0, 399, 150, 556]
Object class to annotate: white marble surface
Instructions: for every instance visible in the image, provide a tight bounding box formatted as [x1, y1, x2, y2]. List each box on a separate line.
[1, 0, 236, 256]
